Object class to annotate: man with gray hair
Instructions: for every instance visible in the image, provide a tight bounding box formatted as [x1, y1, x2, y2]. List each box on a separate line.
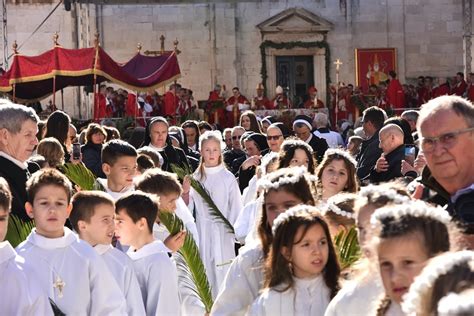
[369, 123, 406, 183]
[417, 95, 474, 238]
[313, 112, 344, 148]
[223, 126, 245, 171]
[0, 100, 39, 221]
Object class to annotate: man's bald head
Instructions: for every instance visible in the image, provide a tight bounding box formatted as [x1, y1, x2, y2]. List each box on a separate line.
[379, 124, 404, 154]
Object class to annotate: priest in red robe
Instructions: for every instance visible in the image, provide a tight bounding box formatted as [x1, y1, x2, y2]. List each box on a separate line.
[432, 77, 451, 98]
[94, 84, 107, 122]
[452, 72, 467, 96]
[226, 87, 250, 127]
[163, 83, 180, 119]
[303, 86, 325, 109]
[207, 84, 226, 126]
[271, 86, 292, 109]
[252, 83, 272, 110]
[386, 70, 405, 109]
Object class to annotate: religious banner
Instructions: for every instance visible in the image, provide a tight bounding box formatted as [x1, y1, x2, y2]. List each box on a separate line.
[355, 48, 397, 92]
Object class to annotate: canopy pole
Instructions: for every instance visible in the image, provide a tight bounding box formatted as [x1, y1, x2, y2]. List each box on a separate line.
[52, 75, 56, 108]
[12, 83, 15, 102]
[61, 88, 64, 110]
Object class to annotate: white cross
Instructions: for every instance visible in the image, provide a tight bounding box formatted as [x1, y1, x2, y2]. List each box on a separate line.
[334, 58, 343, 71]
[53, 276, 66, 298]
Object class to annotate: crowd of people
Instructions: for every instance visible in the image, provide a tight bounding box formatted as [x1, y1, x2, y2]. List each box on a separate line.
[0, 87, 473, 315]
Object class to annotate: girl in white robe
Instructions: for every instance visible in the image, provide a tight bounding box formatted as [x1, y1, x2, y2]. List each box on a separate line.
[325, 184, 409, 316]
[368, 200, 460, 316]
[248, 205, 341, 316]
[188, 130, 243, 298]
[212, 167, 318, 315]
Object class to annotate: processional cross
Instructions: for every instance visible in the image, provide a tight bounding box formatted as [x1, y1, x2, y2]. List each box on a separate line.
[334, 58, 343, 123]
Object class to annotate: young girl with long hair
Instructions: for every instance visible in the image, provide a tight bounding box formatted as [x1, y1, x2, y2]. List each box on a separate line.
[371, 201, 461, 315]
[188, 130, 243, 298]
[249, 205, 341, 315]
[239, 110, 262, 133]
[212, 167, 317, 315]
[325, 183, 412, 316]
[277, 139, 317, 174]
[316, 149, 358, 202]
[402, 250, 473, 316]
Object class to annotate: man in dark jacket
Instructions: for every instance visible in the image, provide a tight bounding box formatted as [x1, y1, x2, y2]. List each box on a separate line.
[370, 124, 405, 183]
[356, 106, 385, 182]
[0, 102, 39, 222]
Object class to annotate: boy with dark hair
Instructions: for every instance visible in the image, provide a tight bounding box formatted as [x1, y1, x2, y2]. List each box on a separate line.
[0, 177, 52, 315]
[115, 191, 180, 316]
[70, 191, 145, 315]
[17, 169, 126, 314]
[134, 168, 198, 249]
[98, 139, 138, 200]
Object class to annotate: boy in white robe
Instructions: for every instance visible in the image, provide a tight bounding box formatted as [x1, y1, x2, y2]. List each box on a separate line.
[0, 177, 53, 316]
[16, 169, 127, 315]
[115, 191, 181, 316]
[97, 139, 138, 201]
[69, 190, 145, 315]
[135, 168, 206, 314]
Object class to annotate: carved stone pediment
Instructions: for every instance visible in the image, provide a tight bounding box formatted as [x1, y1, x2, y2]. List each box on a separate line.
[257, 7, 333, 34]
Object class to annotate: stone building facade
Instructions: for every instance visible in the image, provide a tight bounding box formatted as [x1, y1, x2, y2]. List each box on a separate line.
[3, 0, 472, 118]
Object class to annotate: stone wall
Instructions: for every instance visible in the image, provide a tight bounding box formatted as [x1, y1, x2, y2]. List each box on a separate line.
[3, 0, 467, 118]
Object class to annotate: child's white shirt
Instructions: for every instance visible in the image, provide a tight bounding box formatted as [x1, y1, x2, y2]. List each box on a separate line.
[248, 275, 330, 316]
[96, 177, 134, 201]
[127, 239, 181, 316]
[325, 272, 383, 316]
[16, 228, 127, 315]
[211, 244, 264, 316]
[94, 244, 146, 315]
[234, 196, 263, 244]
[189, 164, 243, 297]
[0, 241, 53, 316]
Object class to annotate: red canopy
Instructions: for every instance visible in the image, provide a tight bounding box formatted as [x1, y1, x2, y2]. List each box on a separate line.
[0, 45, 181, 101]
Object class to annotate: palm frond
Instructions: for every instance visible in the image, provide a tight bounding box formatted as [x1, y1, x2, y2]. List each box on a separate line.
[159, 211, 214, 312]
[59, 163, 97, 191]
[171, 164, 235, 234]
[334, 226, 361, 270]
[5, 214, 35, 247]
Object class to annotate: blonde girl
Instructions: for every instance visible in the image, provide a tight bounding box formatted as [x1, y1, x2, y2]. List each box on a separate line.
[212, 167, 317, 315]
[324, 193, 357, 238]
[188, 130, 243, 298]
[36, 137, 65, 168]
[316, 149, 358, 202]
[249, 205, 340, 315]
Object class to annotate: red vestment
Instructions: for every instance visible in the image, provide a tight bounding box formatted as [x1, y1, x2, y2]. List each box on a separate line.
[452, 80, 467, 96]
[432, 84, 450, 98]
[303, 98, 325, 109]
[386, 79, 405, 108]
[468, 84, 474, 102]
[226, 95, 249, 127]
[271, 94, 291, 109]
[207, 91, 226, 126]
[125, 93, 138, 118]
[254, 96, 272, 109]
[417, 86, 429, 106]
[94, 93, 107, 121]
[163, 91, 179, 117]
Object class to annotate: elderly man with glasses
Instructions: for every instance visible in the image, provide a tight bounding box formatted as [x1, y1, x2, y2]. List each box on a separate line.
[416, 95, 474, 243]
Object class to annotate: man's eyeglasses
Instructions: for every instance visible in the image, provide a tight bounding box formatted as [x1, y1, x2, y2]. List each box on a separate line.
[232, 135, 242, 140]
[266, 135, 282, 141]
[420, 127, 474, 153]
